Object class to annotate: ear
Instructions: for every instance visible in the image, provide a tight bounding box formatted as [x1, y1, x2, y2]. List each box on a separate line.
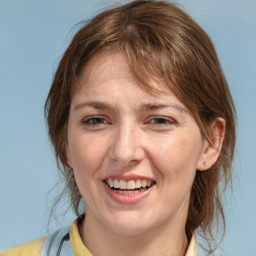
[65, 142, 73, 169]
[197, 117, 226, 171]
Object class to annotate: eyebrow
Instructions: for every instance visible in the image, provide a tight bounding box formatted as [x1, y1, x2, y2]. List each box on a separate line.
[74, 101, 187, 113]
[74, 101, 112, 111]
[139, 103, 187, 113]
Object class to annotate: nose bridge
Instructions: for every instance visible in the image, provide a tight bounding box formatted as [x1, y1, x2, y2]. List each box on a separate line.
[110, 120, 143, 166]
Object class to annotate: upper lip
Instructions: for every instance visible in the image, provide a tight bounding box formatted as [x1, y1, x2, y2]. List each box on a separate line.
[102, 174, 155, 182]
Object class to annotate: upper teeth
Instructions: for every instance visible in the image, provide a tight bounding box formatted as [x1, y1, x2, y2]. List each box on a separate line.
[105, 179, 153, 189]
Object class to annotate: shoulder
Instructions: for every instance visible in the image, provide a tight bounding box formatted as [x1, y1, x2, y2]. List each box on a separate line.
[1, 237, 47, 256]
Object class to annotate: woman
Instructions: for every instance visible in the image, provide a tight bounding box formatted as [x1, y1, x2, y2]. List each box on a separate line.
[1, 0, 236, 255]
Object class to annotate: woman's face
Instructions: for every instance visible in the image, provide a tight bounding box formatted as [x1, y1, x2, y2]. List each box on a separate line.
[66, 51, 207, 236]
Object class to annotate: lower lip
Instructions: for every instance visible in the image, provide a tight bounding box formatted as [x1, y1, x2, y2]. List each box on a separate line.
[103, 182, 154, 204]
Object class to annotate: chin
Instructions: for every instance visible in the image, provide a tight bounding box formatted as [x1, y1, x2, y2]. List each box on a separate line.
[104, 212, 155, 236]
[109, 223, 150, 236]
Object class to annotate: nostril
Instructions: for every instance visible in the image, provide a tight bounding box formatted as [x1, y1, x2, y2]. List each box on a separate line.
[110, 158, 142, 168]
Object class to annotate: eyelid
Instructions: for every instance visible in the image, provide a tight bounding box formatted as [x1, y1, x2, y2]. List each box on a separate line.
[80, 115, 176, 130]
[148, 116, 176, 123]
[80, 115, 111, 127]
[144, 116, 177, 131]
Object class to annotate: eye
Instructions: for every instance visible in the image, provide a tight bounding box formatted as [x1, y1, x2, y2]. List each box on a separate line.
[150, 117, 173, 125]
[147, 116, 176, 129]
[81, 116, 111, 129]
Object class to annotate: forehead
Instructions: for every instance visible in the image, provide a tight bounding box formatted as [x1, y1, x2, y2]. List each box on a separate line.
[81, 51, 131, 83]
[70, 51, 189, 115]
[74, 51, 176, 98]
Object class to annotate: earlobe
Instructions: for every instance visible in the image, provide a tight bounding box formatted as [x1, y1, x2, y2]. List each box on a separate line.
[197, 117, 226, 171]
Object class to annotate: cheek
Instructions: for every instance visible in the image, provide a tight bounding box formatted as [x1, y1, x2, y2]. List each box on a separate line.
[148, 134, 202, 183]
[68, 133, 108, 203]
[68, 133, 108, 177]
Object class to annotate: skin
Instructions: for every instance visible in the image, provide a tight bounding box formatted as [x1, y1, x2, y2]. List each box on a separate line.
[66, 51, 225, 256]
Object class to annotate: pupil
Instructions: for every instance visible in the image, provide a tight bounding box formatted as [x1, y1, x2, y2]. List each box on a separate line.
[157, 118, 165, 124]
[95, 118, 102, 123]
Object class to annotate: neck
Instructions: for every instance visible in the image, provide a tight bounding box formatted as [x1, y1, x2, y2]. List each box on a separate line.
[80, 211, 188, 256]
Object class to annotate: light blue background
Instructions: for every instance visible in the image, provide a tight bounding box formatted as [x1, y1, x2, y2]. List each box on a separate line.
[1, 0, 256, 255]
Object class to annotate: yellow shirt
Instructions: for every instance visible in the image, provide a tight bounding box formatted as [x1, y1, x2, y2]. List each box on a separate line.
[1, 219, 197, 256]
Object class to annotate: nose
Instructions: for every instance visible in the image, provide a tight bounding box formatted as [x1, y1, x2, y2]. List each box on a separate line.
[109, 123, 145, 167]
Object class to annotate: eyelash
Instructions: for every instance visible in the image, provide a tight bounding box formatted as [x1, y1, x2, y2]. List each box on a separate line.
[147, 116, 175, 127]
[80, 116, 176, 129]
[81, 116, 110, 127]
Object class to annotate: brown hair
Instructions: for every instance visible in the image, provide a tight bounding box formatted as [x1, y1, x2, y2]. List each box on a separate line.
[45, 0, 236, 253]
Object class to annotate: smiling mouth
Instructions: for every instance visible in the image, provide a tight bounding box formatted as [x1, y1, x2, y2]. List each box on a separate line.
[104, 179, 156, 194]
